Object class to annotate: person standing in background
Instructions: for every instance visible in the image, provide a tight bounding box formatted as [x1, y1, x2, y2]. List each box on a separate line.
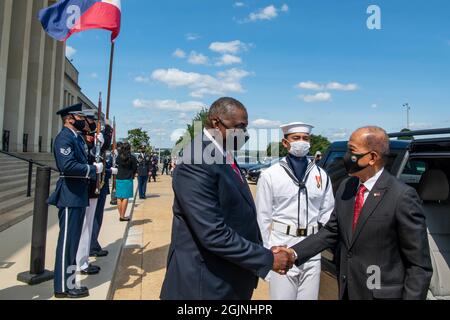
[162, 157, 170, 175]
[150, 155, 158, 183]
[137, 146, 151, 199]
[116, 142, 137, 222]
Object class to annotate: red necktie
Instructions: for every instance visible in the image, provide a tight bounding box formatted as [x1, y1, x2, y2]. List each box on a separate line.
[353, 185, 368, 232]
[227, 152, 244, 183]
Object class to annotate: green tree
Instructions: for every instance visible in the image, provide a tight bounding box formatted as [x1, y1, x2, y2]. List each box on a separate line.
[397, 128, 414, 141]
[176, 108, 209, 146]
[127, 128, 151, 152]
[310, 134, 331, 155]
[266, 134, 331, 158]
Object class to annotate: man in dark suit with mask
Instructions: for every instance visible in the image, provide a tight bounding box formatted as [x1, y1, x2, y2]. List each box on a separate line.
[289, 126, 432, 300]
[160, 97, 295, 300]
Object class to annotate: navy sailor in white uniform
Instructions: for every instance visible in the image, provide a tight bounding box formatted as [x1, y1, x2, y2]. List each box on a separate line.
[48, 104, 103, 299]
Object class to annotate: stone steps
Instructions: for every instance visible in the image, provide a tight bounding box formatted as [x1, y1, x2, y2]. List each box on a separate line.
[0, 153, 58, 232]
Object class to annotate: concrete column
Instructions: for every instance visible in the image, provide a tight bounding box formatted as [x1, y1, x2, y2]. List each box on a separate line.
[52, 41, 65, 143]
[3, 0, 32, 152]
[24, 0, 47, 153]
[40, 37, 57, 153]
[0, 0, 13, 150]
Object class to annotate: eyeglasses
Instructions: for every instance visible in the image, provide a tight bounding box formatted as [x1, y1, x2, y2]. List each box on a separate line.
[218, 118, 248, 132]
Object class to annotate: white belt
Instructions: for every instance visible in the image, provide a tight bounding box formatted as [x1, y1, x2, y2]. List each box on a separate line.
[272, 221, 319, 238]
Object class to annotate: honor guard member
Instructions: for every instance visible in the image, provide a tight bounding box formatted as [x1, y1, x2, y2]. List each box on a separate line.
[256, 122, 335, 300]
[48, 104, 104, 299]
[75, 111, 117, 275]
[90, 121, 115, 258]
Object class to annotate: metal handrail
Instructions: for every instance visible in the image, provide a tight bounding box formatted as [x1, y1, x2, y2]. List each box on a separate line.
[0, 150, 58, 198]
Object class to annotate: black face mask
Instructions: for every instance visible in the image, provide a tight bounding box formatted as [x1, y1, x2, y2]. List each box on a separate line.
[343, 151, 372, 174]
[88, 122, 97, 132]
[71, 117, 87, 132]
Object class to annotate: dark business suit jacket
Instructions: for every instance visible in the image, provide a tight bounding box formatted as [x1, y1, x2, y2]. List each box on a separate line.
[160, 134, 273, 300]
[293, 170, 433, 300]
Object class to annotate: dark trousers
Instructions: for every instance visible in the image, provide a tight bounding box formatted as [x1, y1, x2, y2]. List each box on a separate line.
[138, 175, 148, 198]
[90, 185, 109, 253]
[162, 165, 169, 175]
[54, 207, 85, 294]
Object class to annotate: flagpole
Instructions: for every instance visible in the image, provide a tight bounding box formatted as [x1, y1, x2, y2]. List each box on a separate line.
[106, 41, 115, 120]
[105, 41, 116, 204]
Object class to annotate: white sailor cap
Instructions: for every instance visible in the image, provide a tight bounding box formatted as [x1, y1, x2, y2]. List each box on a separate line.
[280, 122, 314, 136]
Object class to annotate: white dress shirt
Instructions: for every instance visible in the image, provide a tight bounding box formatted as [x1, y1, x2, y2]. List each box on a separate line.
[360, 167, 385, 204]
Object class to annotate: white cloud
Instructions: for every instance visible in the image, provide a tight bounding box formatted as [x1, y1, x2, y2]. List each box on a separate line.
[133, 99, 206, 112]
[246, 4, 289, 22]
[234, 2, 245, 8]
[151, 68, 251, 98]
[173, 49, 186, 58]
[171, 128, 187, 142]
[300, 92, 332, 103]
[188, 51, 209, 65]
[66, 46, 76, 58]
[90, 73, 98, 79]
[331, 131, 348, 140]
[186, 33, 201, 41]
[215, 54, 242, 66]
[134, 75, 150, 83]
[297, 81, 359, 92]
[209, 40, 247, 54]
[251, 119, 281, 128]
[371, 103, 378, 108]
[297, 81, 323, 91]
[326, 82, 359, 91]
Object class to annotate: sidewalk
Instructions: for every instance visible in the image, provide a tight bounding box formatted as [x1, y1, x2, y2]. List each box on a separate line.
[0, 183, 137, 300]
[112, 175, 272, 300]
[112, 175, 338, 300]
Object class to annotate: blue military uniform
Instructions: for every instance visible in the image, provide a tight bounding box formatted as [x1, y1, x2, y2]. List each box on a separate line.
[48, 104, 97, 296]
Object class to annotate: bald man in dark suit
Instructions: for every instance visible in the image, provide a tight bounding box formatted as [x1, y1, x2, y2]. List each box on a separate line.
[290, 126, 432, 300]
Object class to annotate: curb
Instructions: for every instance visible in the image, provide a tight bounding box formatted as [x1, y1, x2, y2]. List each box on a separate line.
[106, 183, 139, 300]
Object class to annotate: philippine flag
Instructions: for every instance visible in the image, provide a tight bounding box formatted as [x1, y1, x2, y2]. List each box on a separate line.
[38, 0, 121, 42]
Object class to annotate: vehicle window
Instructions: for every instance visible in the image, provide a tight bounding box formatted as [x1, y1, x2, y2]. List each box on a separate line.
[400, 160, 428, 185]
[323, 151, 347, 195]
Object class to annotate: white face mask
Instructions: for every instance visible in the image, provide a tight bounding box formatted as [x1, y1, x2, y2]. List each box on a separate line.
[288, 141, 311, 158]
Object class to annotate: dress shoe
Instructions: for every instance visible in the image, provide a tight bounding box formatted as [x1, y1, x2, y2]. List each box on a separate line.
[81, 265, 101, 275]
[90, 250, 109, 257]
[55, 287, 89, 299]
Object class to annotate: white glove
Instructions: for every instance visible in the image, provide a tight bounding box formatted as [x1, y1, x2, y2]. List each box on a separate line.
[95, 133, 105, 148]
[94, 162, 104, 174]
[111, 167, 118, 175]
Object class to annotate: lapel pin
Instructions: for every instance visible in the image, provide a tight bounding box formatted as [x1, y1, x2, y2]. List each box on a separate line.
[374, 192, 382, 197]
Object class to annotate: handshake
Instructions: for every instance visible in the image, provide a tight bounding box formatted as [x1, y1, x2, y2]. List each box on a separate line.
[271, 246, 297, 275]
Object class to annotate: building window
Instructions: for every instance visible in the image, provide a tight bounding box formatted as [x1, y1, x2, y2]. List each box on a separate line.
[2, 130, 10, 152]
[23, 134, 29, 153]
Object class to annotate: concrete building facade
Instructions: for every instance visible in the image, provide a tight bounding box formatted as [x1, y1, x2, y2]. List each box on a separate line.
[0, 0, 96, 153]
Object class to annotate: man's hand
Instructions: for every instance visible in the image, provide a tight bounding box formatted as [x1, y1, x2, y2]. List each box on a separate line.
[271, 246, 296, 275]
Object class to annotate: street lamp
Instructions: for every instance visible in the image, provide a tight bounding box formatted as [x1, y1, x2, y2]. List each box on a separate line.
[403, 103, 411, 129]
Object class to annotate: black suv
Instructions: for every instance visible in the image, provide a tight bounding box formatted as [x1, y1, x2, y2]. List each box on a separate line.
[320, 128, 450, 300]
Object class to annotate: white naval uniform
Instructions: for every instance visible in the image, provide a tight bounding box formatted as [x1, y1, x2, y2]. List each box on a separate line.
[76, 136, 104, 272]
[256, 158, 335, 300]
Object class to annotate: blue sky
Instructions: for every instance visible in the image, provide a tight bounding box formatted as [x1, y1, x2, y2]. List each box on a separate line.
[65, 0, 450, 148]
